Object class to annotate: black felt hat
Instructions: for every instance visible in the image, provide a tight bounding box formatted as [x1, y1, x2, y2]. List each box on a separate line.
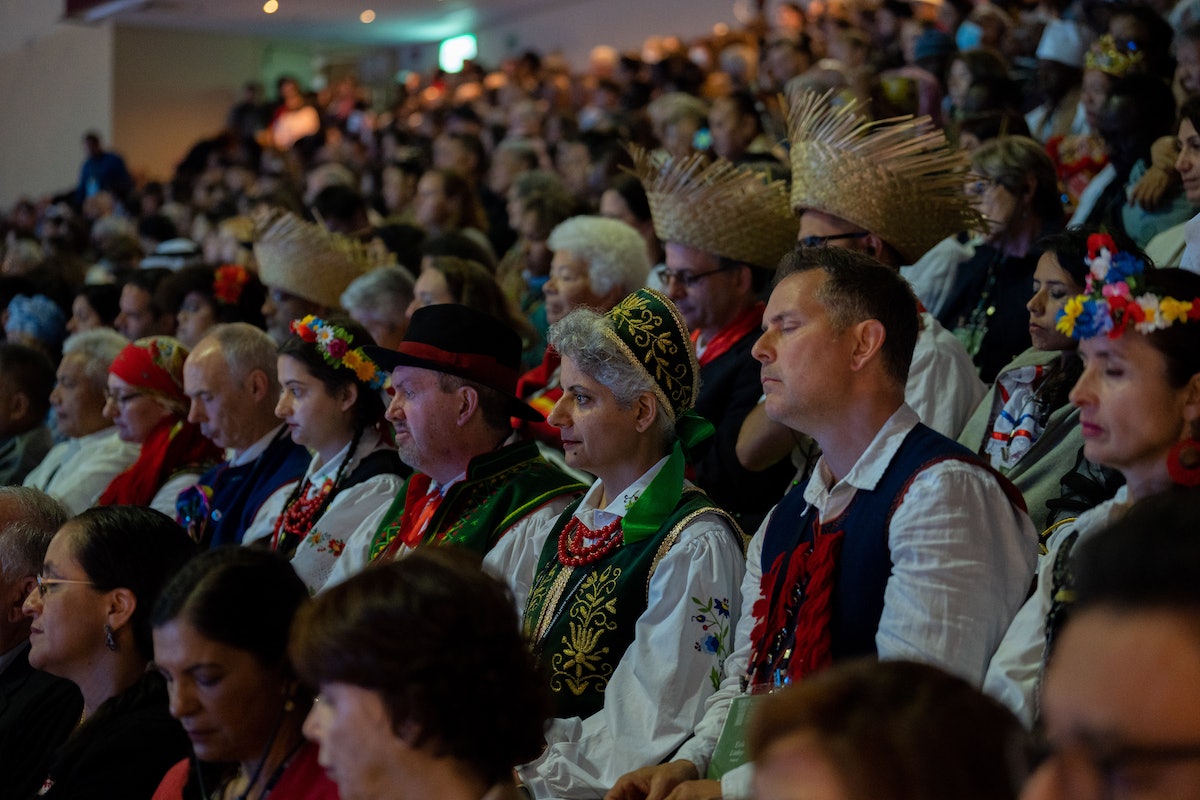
[365, 304, 542, 421]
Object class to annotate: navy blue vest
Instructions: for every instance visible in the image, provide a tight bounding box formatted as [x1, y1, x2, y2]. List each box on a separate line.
[759, 423, 1024, 666]
[201, 429, 311, 548]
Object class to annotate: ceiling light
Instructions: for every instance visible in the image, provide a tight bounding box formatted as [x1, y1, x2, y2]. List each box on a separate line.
[263, 0, 278, 13]
[360, 9, 375, 23]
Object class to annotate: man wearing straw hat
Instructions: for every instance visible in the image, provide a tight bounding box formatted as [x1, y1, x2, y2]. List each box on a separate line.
[253, 208, 381, 343]
[631, 147, 799, 533]
[740, 89, 986, 474]
[609, 246, 1035, 800]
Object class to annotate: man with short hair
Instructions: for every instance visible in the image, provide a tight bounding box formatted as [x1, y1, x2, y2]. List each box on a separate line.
[1024, 487, 1200, 800]
[0, 344, 55, 486]
[0, 487, 80, 799]
[609, 247, 1035, 800]
[323, 304, 584, 603]
[178, 323, 310, 547]
[633, 147, 798, 532]
[116, 268, 175, 340]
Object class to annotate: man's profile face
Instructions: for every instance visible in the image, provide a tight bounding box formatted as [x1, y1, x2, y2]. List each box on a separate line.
[116, 285, 165, 340]
[752, 270, 852, 432]
[385, 365, 460, 475]
[184, 346, 257, 452]
[662, 242, 743, 336]
[1026, 607, 1200, 800]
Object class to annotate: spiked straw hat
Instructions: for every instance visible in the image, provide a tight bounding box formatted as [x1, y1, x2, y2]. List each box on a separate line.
[252, 208, 379, 308]
[786, 89, 982, 263]
[630, 145, 798, 270]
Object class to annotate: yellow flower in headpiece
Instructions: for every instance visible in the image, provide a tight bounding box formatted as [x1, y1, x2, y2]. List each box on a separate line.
[1057, 296, 1084, 336]
[1161, 297, 1194, 326]
[342, 349, 376, 383]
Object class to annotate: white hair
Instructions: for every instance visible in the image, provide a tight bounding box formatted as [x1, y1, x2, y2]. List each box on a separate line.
[547, 216, 650, 296]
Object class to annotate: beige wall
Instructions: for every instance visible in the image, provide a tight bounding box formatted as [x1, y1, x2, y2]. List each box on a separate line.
[475, 0, 738, 68]
[0, 2, 114, 209]
[111, 26, 319, 187]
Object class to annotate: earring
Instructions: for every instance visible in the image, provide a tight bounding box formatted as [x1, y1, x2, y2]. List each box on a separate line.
[104, 624, 117, 652]
[1168, 439, 1200, 487]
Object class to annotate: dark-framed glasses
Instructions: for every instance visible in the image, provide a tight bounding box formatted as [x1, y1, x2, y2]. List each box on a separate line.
[797, 231, 870, 248]
[654, 264, 740, 288]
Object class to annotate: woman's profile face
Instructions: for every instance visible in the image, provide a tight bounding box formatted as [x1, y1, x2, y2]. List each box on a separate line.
[546, 356, 651, 479]
[22, 525, 109, 681]
[152, 618, 288, 764]
[103, 373, 173, 443]
[406, 268, 454, 320]
[304, 681, 403, 800]
[1026, 252, 1083, 352]
[1071, 332, 1196, 489]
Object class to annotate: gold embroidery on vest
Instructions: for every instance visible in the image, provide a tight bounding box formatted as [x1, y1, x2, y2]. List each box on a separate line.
[549, 565, 622, 697]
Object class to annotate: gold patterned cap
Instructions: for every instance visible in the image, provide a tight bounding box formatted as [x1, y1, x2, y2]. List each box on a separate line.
[604, 288, 699, 422]
[630, 145, 798, 270]
[252, 208, 381, 308]
[786, 89, 982, 263]
[1085, 34, 1145, 77]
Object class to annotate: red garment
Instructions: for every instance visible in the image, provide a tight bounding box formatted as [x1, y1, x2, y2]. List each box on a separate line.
[98, 417, 222, 507]
[152, 742, 339, 800]
[514, 347, 564, 447]
[693, 303, 764, 367]
[109, 341, 188, 405]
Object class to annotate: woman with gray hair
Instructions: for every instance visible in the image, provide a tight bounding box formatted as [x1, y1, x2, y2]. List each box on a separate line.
[516, 215, 650, 446]
[340, 264, 416, 350]
[517, 288, 744, 800]
[23, 329, 139, 513]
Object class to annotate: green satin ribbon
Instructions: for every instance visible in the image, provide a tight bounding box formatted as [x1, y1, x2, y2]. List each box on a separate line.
[622, 410, 713, 545]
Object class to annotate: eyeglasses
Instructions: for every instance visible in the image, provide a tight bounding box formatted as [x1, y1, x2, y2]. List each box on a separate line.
[797, 232, 870, 248]
[965, 178, 999, 197]
[35, 575, 96, 597]
[104, 390, 145, 408]
[1032, 732, 1200, 800]
[654, 264, 739, 288]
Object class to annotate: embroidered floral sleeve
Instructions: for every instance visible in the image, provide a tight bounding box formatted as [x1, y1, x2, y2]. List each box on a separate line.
[692, 596, 733, 691]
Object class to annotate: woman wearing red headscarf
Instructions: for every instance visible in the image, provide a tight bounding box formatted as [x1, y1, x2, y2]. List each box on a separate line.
[97, 336, 222, 516]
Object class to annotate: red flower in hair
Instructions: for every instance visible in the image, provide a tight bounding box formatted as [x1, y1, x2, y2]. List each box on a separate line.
[213, 265, 249, 305]
[291, 316, 319, 342]
[327, 338, 348, 359]
[1087, 233, 1117, 260]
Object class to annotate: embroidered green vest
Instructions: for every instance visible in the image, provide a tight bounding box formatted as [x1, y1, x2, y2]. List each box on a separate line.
[523, 490, 732, 720]
[368, 440, 584, 560]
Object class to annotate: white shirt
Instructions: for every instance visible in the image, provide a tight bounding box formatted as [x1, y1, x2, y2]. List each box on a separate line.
[674, 405, 1037, 799]
[271, 430, 406, 594]
[983, 487, 1129, 727]
[22, 427, 138, 514]
[323, 460, 576, 595]
[907, 312, 986, 439]
[516, 462, 746, 800]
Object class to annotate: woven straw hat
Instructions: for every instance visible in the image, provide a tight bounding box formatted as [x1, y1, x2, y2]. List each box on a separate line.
[252, 209, 379, 308]
[786, 89, 981, 263]
[630, 145, 798, 270]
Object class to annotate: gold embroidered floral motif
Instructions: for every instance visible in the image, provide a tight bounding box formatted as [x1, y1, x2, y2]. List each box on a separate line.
[609, 294, 690, 410]
[548, 566, 622, 697]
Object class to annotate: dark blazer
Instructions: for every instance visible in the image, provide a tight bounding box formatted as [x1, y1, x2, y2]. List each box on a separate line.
[0, 641, 83, 799]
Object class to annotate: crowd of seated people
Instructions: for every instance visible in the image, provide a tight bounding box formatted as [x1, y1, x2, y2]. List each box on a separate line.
[4, 1, 1200, 798]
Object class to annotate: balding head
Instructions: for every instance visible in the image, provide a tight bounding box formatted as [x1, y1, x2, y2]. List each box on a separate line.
[184, 324, 282, 453]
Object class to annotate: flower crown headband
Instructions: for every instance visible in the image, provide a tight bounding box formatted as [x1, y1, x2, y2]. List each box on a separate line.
[1056, 233, 1200, 340]
[290, 315, 388, 390]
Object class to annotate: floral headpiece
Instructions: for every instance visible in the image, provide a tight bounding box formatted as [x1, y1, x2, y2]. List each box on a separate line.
[1084, 34, 1144, 78]
[213, 265, 250, 305]
[1056, 233, 1200, 340]
[290, 315, 388, 390]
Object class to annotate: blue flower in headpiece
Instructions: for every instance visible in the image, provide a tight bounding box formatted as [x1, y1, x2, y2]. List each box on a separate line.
[1107, 250, 1145, 284]
[1073, 298, 1114, 340]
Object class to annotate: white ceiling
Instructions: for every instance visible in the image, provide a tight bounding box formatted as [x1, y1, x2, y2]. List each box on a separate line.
[66, 0, 561, 46]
